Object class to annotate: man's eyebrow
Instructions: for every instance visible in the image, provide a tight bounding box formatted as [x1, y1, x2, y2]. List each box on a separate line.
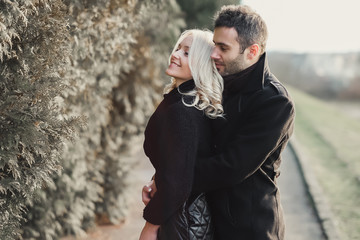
[214, 41, 230, 48]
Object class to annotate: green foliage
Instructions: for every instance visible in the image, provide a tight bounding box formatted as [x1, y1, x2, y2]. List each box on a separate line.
[0, 0, 83, 239]
[176, 0, 241, 29]
[0, 0, 184, 239]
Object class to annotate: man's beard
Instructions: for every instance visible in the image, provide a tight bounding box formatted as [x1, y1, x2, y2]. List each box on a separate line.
[222, 53, 247, 76]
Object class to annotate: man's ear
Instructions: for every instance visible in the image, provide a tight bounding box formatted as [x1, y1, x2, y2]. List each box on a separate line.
[247, 44, 260, 60]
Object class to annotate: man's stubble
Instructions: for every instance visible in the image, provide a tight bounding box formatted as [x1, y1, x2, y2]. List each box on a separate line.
[221, 53, 247, 77]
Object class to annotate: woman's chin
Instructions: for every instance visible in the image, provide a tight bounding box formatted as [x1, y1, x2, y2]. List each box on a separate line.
[165, 69, 174, 77]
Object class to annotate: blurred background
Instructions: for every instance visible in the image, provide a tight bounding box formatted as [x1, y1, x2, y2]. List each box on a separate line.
[0, 0, 359, 239]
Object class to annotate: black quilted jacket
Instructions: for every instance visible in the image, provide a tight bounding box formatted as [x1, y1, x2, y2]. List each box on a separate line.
[157, 193, 213, 240]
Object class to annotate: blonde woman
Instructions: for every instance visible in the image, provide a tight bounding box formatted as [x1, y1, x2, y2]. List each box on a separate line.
[139, 29, 223, 240]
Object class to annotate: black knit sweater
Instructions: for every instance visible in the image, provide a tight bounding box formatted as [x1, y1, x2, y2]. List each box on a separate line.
[143, 80, 213, 225]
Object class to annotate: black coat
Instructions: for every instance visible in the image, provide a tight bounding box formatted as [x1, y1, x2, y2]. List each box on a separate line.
[193, 53, 295, 240]
[143, 80, 213, 226]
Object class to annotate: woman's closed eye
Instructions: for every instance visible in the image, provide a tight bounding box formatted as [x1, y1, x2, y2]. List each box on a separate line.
[175, 48, 189, 57]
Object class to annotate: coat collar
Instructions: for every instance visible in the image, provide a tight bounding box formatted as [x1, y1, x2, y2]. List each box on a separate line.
[178, 79, 195, 92]
[164, 79, 195, 99]
[223, 52, 269, 95]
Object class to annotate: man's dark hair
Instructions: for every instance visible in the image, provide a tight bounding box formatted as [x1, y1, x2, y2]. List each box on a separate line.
[214, 5, 268, 54]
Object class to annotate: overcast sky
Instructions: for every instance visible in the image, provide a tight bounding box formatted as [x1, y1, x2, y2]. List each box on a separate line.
[242, 0, 360, 53]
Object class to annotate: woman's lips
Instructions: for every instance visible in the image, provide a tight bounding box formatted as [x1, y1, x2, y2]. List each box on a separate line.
[170, 62, 180, 67]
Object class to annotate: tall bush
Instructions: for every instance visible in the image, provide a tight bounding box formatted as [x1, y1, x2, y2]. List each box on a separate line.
[176, 0, 241, 29]
[0, 0, 82, 239]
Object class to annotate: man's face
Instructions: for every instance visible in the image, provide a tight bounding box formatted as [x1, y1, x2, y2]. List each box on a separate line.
[211, 27, 248, 76]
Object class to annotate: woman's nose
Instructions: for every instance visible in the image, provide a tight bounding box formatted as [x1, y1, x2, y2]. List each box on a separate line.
[172, 50, 180, 59]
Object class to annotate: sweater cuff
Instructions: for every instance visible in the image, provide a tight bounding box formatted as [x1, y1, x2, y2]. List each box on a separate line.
[143, 204, 162, 225]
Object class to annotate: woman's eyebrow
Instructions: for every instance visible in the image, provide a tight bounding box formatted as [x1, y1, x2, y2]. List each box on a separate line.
[178, 43, 190, 49]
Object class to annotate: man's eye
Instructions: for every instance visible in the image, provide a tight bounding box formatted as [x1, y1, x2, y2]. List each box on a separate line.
[184, 52, 189, 56]
[221, 47, 227, 52]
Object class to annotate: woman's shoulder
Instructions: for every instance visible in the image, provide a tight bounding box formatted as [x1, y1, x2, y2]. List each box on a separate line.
[167, 100, 207, 124]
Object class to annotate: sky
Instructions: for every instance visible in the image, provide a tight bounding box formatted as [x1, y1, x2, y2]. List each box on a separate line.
[242, 0, 360, 53]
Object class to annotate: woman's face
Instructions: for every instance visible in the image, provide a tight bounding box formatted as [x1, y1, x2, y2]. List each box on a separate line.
[165, 35, 193, 86]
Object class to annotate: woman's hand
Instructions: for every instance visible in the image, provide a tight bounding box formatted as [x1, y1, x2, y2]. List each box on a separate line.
[142, 180, 157, 205]
[139, 221, 160, 240]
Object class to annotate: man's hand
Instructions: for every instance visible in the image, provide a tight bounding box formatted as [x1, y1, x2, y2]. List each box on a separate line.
[142, 180, 157, 205]
[139, 221, 159, 240]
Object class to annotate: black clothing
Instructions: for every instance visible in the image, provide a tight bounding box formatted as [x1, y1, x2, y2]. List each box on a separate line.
[193, 53, 295, 240]
[157, 193, 214, 240]
[143, 80, 213, 231]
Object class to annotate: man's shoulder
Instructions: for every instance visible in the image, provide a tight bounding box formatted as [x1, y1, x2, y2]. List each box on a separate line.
[265, 74, 290, 98]
[249, 73, 292, 104]
[242, 75, 293, 111]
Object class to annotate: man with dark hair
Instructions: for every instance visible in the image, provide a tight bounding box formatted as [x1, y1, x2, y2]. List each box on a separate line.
[190, 5, 295, 239]
[143, 4, 295, 240]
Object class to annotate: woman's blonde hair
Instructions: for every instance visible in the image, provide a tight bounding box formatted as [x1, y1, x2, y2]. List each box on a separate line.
[164, 29, 224, 119]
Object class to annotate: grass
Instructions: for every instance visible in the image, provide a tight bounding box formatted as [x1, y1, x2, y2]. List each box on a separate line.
[288, 86, 360, 240]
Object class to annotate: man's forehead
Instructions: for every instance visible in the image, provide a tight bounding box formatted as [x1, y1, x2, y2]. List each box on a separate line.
[213, 27, 239, 45]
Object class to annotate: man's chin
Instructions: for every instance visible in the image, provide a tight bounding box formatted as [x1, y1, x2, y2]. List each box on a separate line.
[216, 67, 226, 76]
[219, 70, 227, 77]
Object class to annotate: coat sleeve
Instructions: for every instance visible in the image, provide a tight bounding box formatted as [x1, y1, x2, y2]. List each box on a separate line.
[143, 106, 199, 225]
[192, 92, 295, 193]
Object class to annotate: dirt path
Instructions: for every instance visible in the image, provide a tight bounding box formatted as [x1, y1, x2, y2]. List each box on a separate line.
[278, 145, 326, 240]
[61, 150, 153, 240]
